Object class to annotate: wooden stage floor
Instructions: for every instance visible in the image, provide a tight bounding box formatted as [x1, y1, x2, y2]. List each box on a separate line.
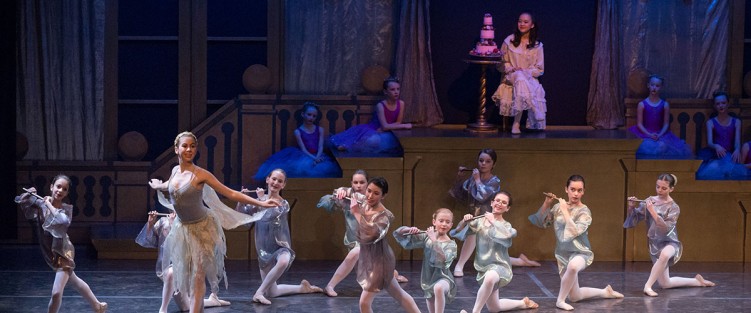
[1, 245, 749, 313]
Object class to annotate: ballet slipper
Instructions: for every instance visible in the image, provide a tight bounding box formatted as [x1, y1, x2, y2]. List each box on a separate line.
[459, 310, 469, 313]
[396, 275, 409, 283]
[337, 145, 347, 151]
[511, 123, 521, 134]
[324, 285, 338, 297]
[696, 274, 716, 287]
[252, 294, 271, 305]
[453, 269, 464, 277]
[300, 279, 323, 293]
[520, 254, 541, 267]
[523, 297, 538, 309]
[605, 285, 624, 298]
[643, 288, 658, 297]
[203, 293, 230, 307]
[95, 302, 108, 313]
[556, 301, 574, 311]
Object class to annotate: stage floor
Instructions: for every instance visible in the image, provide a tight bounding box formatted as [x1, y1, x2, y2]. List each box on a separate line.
[1, 245, 749, 312]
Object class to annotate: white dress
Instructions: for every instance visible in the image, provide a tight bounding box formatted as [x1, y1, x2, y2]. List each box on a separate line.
[492, 34, 547, 130]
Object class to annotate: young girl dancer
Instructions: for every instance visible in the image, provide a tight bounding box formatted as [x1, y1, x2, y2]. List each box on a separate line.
[330, 77, 412, 154]
[238, 169, 323, 305]
[317, 170, 408, 297]
[135, 209, 231, 313]
[393, 208, 458, 313]
[15, 175, 108, 313]
[449, 149, 538, 277]
[492, 12, 547, 133]
[628, 75, 692, 158]
[624, 173, 715, 296]
[528, 175, 623, 311]
[455, 192, 538, 313]
[696, 91, 747, 179]
[350, 177, 420, 313]
[254, 102, 342, 181]
[148, 131, 279, 313]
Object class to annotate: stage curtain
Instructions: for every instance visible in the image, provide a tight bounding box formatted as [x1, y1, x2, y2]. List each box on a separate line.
[392, 0, 443, 126]
[283, 1, 395, 95]
[620, 0, 728, 98]
[16, 0, 105, 160]
[587, 0, 624, 129]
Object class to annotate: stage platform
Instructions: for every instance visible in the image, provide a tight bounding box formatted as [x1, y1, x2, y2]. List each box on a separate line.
[1, 244, 748, 312]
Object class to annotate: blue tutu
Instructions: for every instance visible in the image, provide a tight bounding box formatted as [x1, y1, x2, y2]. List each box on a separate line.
[253, 147, 342, 181]
[329, 120, 403, 155]
[696, 154, 751, 180]
[629, 126, 693, 159]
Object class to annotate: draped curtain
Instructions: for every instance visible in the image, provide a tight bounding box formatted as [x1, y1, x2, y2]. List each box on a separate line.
[16, 0, 105, 160]
[393, 0, 443, 126]
[586, 0, 623, 129]
[284, 0, 443, 126]
[587, 0, 728, 129]
[284, 1, 394, 94]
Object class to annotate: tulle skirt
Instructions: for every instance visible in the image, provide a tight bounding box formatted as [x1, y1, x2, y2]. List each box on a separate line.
[329, 121, 403, 155]
[696, 154, 751, 180]
[253, 147, 342, 181]
[629, 126, 693, 158]
[162, 211, 227, 296]
[492, 72, 547, 130]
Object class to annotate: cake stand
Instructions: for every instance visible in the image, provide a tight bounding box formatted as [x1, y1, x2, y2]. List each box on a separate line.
[464, 57, 501, 132]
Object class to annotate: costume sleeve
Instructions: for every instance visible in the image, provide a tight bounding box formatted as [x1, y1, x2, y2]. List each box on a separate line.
[358, 212, 391, 245]
[526, 42, 544, 78]
[649, 203, 680, 240]
[392, 226, 426, 250]
[528, 204, 556, 229]
[559, 207, 591, 243]
[623, 203, 646, 228]
[467, 176, 501, 203]
[487, 220, 517, 247]
[42, 205, 72, 239]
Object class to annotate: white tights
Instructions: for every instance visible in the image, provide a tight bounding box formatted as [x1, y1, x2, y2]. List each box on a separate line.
[49, 270, 101, 313]
[359, 277, 420, 313]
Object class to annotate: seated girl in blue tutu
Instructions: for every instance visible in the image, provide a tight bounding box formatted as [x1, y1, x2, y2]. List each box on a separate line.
[628, 75, 692, 159]
[254, 102, 342, 181]
[696, 92, 748, 179]
[330, 77, 412, 155]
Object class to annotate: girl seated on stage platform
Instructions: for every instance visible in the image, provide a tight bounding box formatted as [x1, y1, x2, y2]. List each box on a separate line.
[254, 102, 342, 182]
[628, 75, 692, 158]
[237, 169, 324, 305]
[624, 173, 715, 297]
[393, 208, 458, 313]
[330, 77, 411, 155]
[350, 177, 421, 313]
[452, 192, 538, 313]
[743, 141, 751, 170]
[317, 170, 408, 298]
[492, 12, 547, 134]
[696, 91, 749, 179]
[449, 148, 539, 278]
[529, 175, 623, 311]
[15, 175, 109, 313]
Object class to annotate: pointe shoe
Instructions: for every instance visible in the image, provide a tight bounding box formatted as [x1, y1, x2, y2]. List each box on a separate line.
[643, 288, 658, 297]
[324, 285, 338, 297]
[204, 293, 231, 307]
[252, 294, 271, 305]
[520, 254, 541, 267]
[301, 279, 324, 293]
[96, 302, 108, 313]
[453, 269, 464, 277]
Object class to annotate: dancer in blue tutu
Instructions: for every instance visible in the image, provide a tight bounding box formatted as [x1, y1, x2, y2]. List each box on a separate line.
[330, 77, 412, 155]
[628, 75, 692, 159]
[696, 91, 748, 179]
[743, 141, 751, 170]
[254, 102, 342, 181]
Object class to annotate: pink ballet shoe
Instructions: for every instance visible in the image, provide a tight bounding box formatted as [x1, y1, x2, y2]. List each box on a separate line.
[453, 269, 464, 277]
[96, 302, 108, 313]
